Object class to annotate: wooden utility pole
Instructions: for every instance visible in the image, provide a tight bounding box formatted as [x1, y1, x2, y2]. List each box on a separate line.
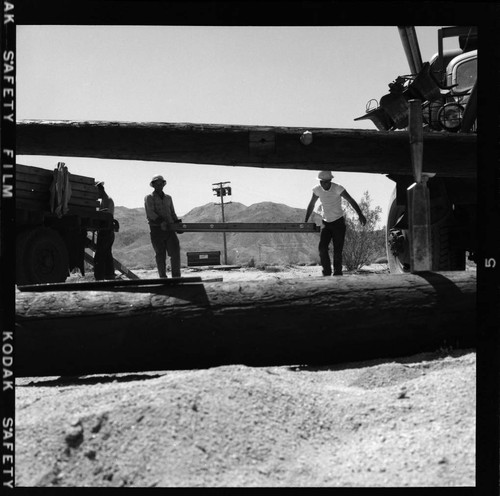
[16, 120, 476, 178]
[212, 182, 232, 264]
[407, 99, 432, 272]
[16, 271, 476, 377]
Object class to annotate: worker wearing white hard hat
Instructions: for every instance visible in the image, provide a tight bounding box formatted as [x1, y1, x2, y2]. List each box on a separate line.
[305, 171, 366, 276]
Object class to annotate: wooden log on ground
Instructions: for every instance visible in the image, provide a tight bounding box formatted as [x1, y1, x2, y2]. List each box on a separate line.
[17, 120, 477, 178]
[15, 271, 476, 377]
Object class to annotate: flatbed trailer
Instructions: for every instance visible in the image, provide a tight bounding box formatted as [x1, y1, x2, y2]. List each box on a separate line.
[16, 163, 114, 285]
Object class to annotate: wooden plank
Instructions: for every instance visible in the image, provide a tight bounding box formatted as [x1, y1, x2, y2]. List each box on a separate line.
[18, 276, 203, 292]
[15, 271, 476, 376]
[69, 182, 99, 195]
[85, 240, 141, 280]
[16, 180, 98, 198]
[16, 163, 97, 185]
[15, 172, 53, 186]
[171, 222, 320, 232]
[16, 176, 99, 198]
[16, 120, 477, 178]
[16, 189, 98, 208]
[16, 163, 54, 177]
[68, 172, 97, 185]
[68, 198, 99, 208]
[189, 264, 241, 271]
[110, 258, 141, 281]
[16, 187, 50, 198]
[15, 198, 50, 211]
[15, 198, 98, 215]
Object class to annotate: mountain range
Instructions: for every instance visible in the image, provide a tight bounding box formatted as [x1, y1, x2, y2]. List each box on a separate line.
[111, 201, 326, 270]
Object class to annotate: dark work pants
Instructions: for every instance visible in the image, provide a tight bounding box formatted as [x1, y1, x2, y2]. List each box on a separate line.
[94, 229, 115, 280]
[318, 217, 346, 275]
[150, 227, 181, 278]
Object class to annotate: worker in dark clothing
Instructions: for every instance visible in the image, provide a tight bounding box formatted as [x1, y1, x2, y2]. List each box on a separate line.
[94, 181, 116, 280]
[144, 175, 181, 278]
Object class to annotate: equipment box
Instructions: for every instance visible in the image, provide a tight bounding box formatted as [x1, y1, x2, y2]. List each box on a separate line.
[187, 251, 221, 267]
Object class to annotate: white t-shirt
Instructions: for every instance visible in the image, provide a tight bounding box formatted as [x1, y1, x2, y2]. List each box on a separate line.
[313, 182, 345, 222]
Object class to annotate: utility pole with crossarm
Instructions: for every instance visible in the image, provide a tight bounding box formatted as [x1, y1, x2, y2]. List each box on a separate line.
[212, 181, 232, 264]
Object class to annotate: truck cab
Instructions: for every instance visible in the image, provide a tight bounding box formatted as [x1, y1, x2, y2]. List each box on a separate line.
[426, 47, 477, 132]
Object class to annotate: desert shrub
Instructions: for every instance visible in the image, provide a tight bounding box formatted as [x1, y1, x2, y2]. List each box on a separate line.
[247, 257, 256, 268]
[342, 191, 384, 271]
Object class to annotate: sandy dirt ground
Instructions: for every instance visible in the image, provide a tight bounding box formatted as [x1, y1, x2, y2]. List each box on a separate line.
[15, 265, 476, 487]
[130, 263, 392, 283]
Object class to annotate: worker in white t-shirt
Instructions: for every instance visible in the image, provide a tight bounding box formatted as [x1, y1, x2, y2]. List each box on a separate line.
[305, 171, 366, 276]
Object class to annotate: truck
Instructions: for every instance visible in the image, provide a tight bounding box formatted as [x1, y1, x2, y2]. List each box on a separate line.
[16, 162, 113, 285]
[355, 26, 477, 273]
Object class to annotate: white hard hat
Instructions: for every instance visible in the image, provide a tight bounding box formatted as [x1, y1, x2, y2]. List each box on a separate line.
[150, 175, 167, 187]
[318, 171, 333, 181]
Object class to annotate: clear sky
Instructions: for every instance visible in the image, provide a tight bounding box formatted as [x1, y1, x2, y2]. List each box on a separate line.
[17, 25, 447, 226]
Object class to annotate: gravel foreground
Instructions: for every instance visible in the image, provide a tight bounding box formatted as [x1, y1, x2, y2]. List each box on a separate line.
[15, 349, 475, 488]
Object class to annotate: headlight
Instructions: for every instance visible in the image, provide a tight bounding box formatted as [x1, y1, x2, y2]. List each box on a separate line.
[437, 103, 464, 131]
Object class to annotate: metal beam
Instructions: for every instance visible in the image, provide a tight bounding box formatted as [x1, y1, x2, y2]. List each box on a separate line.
[170, 222, 320, 233]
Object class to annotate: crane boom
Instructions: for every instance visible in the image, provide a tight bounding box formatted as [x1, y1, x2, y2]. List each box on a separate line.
[397, 26, 423, 74]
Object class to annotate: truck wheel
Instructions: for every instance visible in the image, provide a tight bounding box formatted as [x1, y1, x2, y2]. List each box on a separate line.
[431, 219, 466, 271]
[386, 187, 466, 273]
[386, 187, 411, 273]
[16, 227, 69, 285]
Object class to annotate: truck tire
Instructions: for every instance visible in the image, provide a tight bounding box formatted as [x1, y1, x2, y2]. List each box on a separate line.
[386, 187, 411, 273]
[16, 227, 69, 285]
[431, 219, 466, 271]
[385, 187, 466, 273]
